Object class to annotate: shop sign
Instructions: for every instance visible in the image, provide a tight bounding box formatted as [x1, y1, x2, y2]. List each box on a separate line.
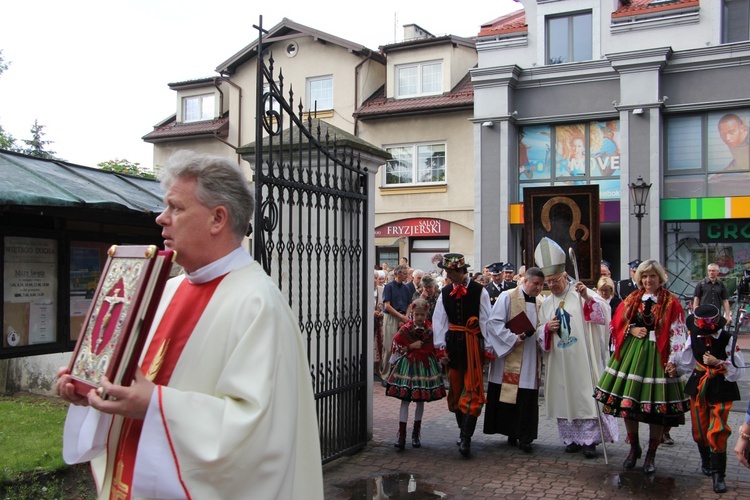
[375, 218, 449, 237]
[699, 219, 750, 243]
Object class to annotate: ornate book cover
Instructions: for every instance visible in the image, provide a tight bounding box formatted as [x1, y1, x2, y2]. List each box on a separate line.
[67, 245, 175, 397]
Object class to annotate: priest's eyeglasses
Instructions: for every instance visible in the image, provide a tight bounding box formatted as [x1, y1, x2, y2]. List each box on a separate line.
[544, 275, 566, 287]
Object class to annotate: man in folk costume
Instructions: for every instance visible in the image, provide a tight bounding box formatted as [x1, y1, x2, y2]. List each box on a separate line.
[56, 152, 324, 499]
[433, 253, 491, 457]
[535, 237, 618, 459]
[676, 304, 745, 494]
[484, 266, 545, 453]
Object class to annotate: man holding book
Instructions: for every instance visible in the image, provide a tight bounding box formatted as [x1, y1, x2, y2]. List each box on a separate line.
[56, 151, 323, 499]
[483, 267, 545, 452]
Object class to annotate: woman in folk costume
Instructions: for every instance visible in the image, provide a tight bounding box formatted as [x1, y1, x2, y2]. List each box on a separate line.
[675, 304, 745, 494]
[594, 259, 689, 474]
[385, 299, 446, 450]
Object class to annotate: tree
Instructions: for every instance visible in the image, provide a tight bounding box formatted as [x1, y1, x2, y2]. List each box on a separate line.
[98, 158, 155, 179]
[0, 124, 15, 150]
[0, 49, 8, 77]
[20, 119, 57, 159]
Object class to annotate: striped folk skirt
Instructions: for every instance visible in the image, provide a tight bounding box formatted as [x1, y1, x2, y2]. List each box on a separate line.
[594, 334, 688, 426]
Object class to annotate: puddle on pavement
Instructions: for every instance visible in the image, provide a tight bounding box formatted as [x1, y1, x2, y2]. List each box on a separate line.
[607, 470, 703, 497]
[340, 471, 704, 498]
[340, 473, 446, 499]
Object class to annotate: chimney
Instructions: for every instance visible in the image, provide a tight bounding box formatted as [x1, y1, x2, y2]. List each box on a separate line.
[403, 24, 434, 41]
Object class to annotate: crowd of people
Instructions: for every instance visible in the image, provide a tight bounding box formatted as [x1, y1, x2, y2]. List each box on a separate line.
[376, 243, 748, 495]
[53, 150, 746, 498]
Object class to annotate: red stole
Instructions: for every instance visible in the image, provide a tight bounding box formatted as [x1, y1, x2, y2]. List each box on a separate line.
[109, 275, 225, 500]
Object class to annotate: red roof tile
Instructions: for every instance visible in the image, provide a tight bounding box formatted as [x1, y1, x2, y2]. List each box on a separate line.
[612, 0, 700, 19]
[142, 115, 230, 142]
[354, 73, 474, 119]
[478, 9, 527, 37]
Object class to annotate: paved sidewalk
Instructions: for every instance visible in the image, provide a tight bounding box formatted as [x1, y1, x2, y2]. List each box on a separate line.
[324, 390, 750, 499]
[323, 339, 750, 499]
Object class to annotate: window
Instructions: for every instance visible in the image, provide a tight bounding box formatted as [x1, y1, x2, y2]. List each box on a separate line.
[263, 82, 281, 114]
[396, 61, 442, 98]
[664, 110, 750, 198]
[546, 11, 592, 65]
[409, 238, 450, 274]
[723, 0, 750, 43]
[384, 143, 446, 186]
[306, 76, 333, 111]
[518, 121, 621, 201]
[183, 94, 215, 122]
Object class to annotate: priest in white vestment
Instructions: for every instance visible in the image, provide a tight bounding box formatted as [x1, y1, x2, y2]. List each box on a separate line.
[534, 237, 619, 459]
[483, 266, 545, 452]
[57, 151, 324, 499]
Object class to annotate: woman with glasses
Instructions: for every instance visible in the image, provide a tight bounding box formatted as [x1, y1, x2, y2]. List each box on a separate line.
[594, 259, 689, 474]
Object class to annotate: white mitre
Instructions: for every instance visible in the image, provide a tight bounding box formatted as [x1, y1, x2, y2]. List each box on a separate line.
[534, 237, 566, 276]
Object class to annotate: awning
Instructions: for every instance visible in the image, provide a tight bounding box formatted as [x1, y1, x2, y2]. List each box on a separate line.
[0, 150, 165, 215]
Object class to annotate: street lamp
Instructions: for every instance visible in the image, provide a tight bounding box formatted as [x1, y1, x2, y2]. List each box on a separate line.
[629, 176, 652, 261]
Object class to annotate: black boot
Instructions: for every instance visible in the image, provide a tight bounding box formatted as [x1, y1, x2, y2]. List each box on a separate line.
[623, 432, 642, 470]
[395, 422, 406, 450]
[412, 420, 422, 448]
[711, 452, 728, 493]
[459, 415, 478, 457]
[642, 438, 659, 474]
[698, 445, 711, 476]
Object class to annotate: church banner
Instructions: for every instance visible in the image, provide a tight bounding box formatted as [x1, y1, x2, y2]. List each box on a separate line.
[523, 185, 601, 287]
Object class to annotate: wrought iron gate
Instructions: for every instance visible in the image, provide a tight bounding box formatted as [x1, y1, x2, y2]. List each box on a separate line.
[252, 19, 369, 463]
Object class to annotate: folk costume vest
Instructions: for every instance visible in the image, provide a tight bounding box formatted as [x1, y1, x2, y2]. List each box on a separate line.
[442, 281, 484, 371]
[685, 329, 741, 403]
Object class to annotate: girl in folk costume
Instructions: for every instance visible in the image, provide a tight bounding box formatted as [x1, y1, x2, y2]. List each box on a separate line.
[676, 304, 745, 494]
[594, 259, 690, 474]
[385, 299, 446, 450]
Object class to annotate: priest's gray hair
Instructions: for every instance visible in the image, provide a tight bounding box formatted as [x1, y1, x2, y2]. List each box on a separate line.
[160, 151, 254, 240]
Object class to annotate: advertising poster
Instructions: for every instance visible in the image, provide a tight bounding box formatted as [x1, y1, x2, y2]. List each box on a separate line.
[518, 125, 551, 181]
[707, 111, 750, 196]
[589, 120, 620, 178]
[70, 247, 101, 296]
[555, 123, 587, 178]
[519, 121, 620, 200]
[667, 110, 750, 197]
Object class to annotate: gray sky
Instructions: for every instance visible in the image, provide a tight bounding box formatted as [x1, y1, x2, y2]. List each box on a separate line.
[0, 0, 519, 169]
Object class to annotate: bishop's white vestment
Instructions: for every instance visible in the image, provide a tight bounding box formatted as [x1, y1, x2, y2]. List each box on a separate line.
[537, 283, 619, 445]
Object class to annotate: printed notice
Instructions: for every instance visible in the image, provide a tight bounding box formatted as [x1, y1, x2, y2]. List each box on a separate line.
[3, 236, 58, 347]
